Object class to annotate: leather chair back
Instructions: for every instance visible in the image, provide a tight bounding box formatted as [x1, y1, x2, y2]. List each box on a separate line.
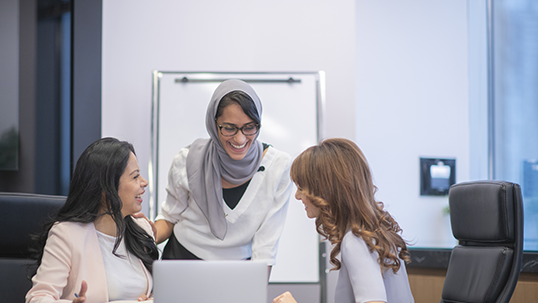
[441, 181, 524, 303]
[0, 192, 66, 303]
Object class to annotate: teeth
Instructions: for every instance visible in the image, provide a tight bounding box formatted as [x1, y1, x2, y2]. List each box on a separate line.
[136, 195, 142, 199]
[231, 142, 247, 149]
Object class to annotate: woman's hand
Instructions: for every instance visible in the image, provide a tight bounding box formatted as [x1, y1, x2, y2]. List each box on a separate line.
[132, 212, 157, 236]
[153, 219, 174, 244]
[132, 213, 174, 244]
[273, 291, 297, 303]
[137, 293, 152, 301]
[72, 280, 87, 303]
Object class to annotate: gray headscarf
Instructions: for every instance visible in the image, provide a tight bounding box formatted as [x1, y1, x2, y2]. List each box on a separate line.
[186, 79, 263, 240]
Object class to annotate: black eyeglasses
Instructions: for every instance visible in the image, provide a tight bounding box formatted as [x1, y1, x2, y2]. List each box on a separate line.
[217, 123, 260, 137]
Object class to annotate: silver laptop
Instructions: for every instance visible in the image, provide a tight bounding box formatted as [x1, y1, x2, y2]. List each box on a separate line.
[152, 260, 268, 303]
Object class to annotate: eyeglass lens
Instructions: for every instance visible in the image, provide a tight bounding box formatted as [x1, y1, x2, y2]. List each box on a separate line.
[220, 124, 258, 136]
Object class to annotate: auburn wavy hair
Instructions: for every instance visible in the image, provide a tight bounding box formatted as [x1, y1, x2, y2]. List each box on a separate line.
[290, 138, 410, 273]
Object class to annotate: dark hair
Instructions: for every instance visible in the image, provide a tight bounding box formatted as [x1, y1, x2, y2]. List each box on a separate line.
[291, 138, 410, 273]
[215, 90, 260, 124]
[31, 137, 158, 275]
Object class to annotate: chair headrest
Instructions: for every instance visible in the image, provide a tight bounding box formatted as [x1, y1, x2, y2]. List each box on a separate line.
[0, 193, 66, 257]
[449, 181, 518, 243]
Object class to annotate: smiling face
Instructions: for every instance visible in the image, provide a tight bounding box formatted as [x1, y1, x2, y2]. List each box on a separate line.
[118, 152, 148, 217]
[295, 186, 320, 219]
[216, 103, 256, 160]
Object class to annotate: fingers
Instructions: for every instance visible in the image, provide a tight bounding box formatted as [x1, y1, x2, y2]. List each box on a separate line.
[132, 212, 147, 219]
[273, 292, 285, 303]
[138, 294, 148, 301]
[72, 297, 84, 303]
[79, 280, 88, 296]
[132, 213, 157, 237]
[273, 291, 297, 303]
[73, 280, 88, 303]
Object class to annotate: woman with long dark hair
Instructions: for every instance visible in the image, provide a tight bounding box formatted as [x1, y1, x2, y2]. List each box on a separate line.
[26, 137, 159, 303]
[273, 138, 414, 303]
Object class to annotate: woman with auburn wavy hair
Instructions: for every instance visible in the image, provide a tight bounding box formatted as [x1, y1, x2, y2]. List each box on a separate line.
[273, 138, 414, 303]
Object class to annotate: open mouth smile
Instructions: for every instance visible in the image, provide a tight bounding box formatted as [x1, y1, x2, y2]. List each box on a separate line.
[230, 142, 247, 149]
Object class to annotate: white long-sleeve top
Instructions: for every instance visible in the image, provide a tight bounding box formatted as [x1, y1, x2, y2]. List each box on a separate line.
[155, 145, 293, 265]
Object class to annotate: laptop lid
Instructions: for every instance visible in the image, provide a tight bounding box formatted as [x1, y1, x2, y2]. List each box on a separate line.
[152, 260, 268, 303]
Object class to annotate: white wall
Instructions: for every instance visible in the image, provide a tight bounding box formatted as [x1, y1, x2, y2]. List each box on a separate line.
[102, 3, 355, 301]
[101, 0, 356, 215]
[355, 0, 470, 248]
[103, 1, 481, 302]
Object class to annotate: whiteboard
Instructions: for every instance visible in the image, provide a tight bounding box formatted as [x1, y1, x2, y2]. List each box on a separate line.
[149, 71, 325, 283]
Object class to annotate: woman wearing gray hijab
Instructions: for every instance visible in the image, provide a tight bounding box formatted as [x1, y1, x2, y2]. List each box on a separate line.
[154, 79, 293, 270]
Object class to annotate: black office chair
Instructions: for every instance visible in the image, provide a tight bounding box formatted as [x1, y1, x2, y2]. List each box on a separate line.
[441, 181, 524, 303]
[0, 192, 66, 303]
